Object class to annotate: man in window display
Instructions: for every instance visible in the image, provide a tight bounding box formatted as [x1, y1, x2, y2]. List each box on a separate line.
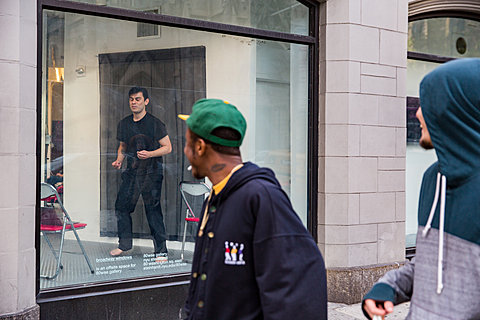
[110, 87, 172, 257]
[363, 59, 480, 319]
[179, 99, 327, 319]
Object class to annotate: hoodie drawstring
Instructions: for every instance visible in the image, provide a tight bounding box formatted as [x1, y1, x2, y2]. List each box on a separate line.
[437, 175, 446, 294]
[422, 173, 441, 237]
[421, 172, 446, 295]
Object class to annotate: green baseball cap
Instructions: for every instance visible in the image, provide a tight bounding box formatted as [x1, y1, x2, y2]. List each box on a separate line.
[178, 99, 246, 147]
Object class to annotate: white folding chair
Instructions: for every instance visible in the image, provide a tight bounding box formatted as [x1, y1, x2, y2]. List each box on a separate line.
[179, 181, 210, 261]
[40, 182, 94, 279]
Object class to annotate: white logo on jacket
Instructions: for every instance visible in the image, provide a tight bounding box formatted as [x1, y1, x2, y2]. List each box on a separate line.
[224, 241, 245, 265]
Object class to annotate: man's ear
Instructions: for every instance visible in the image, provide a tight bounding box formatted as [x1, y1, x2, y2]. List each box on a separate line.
[144, 98, 150, 106]
[195, 138, 207, 157]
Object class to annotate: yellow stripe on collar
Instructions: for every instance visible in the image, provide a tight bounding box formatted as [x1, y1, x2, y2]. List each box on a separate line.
[212, 164, 244, 195]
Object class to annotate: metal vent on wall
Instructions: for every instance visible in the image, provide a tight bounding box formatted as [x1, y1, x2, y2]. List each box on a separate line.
[137, 9, 160, 38]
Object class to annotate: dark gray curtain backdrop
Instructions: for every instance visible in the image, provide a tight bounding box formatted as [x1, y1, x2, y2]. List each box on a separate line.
[99, 46, 206, 241]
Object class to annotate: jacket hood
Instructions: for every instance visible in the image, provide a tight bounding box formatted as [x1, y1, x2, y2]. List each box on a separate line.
[217, 162, 280, 199]
[419, 58, 480, 186]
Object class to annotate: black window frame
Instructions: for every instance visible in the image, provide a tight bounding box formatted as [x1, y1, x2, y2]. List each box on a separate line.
[36, 0, 320, 302]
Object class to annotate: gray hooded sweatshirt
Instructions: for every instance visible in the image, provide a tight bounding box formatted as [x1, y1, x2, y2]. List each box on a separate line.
[363, 58, 480, 319]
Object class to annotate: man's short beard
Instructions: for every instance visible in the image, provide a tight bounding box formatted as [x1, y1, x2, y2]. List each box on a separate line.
[419, 139, 434, 150]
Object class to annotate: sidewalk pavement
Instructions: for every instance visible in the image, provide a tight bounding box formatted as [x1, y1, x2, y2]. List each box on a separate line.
[328, 302, 410, 319]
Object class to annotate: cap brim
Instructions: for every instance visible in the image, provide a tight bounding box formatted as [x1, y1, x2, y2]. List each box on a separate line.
[178, 114, 189, 121]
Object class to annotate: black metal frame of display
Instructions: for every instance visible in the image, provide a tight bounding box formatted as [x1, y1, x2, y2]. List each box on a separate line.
[41, 0, 316, 45]
[35, 0, 321, 303]
[407, 51, 455, 64]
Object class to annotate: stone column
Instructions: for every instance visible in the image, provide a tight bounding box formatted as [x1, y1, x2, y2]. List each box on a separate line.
[0, 0, 39, 318]
[318, 0, 408, 304]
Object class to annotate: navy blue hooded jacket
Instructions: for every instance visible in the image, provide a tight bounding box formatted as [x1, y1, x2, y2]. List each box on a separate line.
[185, 162, 327, 320]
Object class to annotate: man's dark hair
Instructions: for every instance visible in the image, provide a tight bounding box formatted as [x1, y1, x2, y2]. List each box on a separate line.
[190, 127, 241, 156]
[129, 86, 149, 100]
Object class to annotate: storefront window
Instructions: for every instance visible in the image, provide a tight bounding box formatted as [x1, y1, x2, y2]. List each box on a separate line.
[406, 16, 480, 247]
[60, 0, 309, 35]
[40, 8, 309, 289]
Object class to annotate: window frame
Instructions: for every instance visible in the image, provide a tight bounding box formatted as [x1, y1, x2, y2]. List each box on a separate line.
[35, 0, 320, 301]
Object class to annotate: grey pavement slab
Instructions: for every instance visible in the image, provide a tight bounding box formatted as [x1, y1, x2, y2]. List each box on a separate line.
[328, 302, 410, 319]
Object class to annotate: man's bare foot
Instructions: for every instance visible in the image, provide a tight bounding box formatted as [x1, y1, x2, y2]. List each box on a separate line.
[110, 248, 125, 256]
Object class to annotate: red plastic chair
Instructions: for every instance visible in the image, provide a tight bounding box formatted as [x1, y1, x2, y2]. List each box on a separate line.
[179, 181, 210, 260]
[40, 182, 94, 279]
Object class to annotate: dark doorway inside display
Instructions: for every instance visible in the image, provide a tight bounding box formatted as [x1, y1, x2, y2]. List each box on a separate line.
[98, 46, 206, 243]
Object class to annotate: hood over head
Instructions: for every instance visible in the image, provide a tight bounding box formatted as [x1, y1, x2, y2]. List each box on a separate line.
[419, 58, 480, 187]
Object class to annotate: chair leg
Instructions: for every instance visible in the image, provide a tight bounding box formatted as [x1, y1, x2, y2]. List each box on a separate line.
[42, 232, 63, 270]
[181, 216, 189, 261]
[42, 227, 66, 280]
[41, 233, 64, 279]
[71, 225, 95, 274]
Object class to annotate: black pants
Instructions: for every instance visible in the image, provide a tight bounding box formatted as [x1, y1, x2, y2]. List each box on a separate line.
[115, 164, 167, 253]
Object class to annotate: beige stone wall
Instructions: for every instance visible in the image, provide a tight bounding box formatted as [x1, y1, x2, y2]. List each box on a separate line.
[319, 0, 408, 269]
[0, 0, 38, 317]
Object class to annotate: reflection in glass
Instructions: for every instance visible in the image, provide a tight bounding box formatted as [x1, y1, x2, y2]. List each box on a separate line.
[406, 145, 436, 247]
[406, 59, 439, 97]
[62, 0, 309, 35]
[40, 10, 309, 289]
[405, 98, 436, 248]
[408, 17, 480, 58]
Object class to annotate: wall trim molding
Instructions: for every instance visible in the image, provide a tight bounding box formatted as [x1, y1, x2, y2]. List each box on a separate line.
[327, 262, 406, 304]
[0, 305, 39, 320]
[409, 0, 480, 18]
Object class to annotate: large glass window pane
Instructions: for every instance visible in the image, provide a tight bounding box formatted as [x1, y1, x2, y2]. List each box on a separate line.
[406, 144, 437, 247]
[405, 58, 438, 247]
[406, 59, 439, 97]
[60, 0, 309, 36]
[40, 10, 309, 289]
[406, 98, 437, 248]
[408, 17, 480, 58]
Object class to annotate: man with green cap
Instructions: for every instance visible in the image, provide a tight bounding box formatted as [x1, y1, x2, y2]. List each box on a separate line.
[179, 99, 327, 320]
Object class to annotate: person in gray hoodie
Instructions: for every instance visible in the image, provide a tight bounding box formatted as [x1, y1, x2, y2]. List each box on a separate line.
[362, 58, 480, 319]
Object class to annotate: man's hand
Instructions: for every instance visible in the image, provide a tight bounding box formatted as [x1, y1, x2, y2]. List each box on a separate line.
[364, 299, 394, 319]
[112, 159, 123, 169]
[137, 150, 152, 159]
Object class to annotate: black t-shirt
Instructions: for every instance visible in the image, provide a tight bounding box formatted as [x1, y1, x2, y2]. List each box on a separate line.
[117, 113, 168, 168]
